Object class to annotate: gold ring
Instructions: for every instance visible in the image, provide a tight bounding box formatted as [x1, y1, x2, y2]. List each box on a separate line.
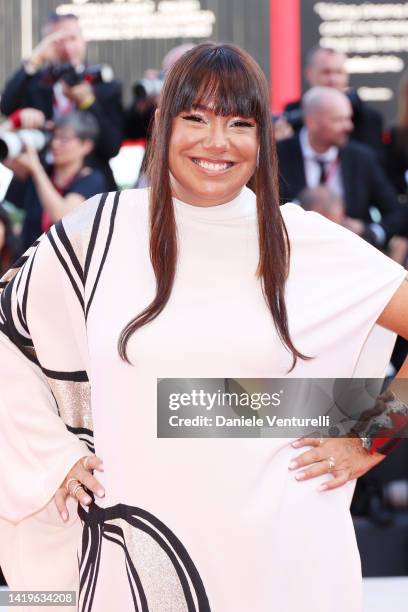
[65, 477, 79, 494]
[327, 456, 336, 472]
[71, 483, 85, 498]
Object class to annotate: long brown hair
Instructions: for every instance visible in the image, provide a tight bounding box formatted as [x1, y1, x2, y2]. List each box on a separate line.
[118, 42, 310, 371]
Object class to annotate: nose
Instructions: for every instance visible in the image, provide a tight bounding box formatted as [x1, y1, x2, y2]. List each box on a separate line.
[202, 120, 229, 151]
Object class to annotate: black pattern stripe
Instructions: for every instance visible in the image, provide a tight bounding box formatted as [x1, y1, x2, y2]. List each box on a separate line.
[55, 221, 85, 285]
[84, 192, 109, 282]
[85, 191, 121, 321]
[77, 502, 211, 612]
[21, 249, 37, 327]
[16, 300, 29, 336]
[42, 367, 89, 382]
[79, 521, 103, 612]
[66, 426, 95, 453]
[103, 525, 146, 611]
[0, 277, 38, 364]
[47, 230, 84, 311]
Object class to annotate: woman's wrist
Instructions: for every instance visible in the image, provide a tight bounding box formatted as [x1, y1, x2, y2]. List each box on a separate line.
[351, 389, 408, 456]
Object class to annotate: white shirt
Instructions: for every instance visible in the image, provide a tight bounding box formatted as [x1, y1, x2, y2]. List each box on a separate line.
[299, 127, 344, 199]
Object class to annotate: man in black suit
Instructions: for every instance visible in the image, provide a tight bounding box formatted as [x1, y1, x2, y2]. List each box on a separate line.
[277, 87, 408, 247]
[0, 12, 123, 190]
[281, 47, 384, 160]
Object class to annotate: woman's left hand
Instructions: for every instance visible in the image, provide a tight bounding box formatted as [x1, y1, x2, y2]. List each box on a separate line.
[288, 436, 386, 491]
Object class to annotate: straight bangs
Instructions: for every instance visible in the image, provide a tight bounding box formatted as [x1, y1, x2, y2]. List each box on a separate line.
[165, 44, 264, 122]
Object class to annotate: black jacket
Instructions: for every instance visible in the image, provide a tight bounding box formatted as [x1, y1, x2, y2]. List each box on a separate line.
[0, 66, 124, 190]
[277, 133, 408, 241]
[284, 90, 384, 162]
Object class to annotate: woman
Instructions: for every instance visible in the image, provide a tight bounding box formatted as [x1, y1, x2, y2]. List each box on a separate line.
[1, 43, 408, 612]
[4, 111, 107, 253]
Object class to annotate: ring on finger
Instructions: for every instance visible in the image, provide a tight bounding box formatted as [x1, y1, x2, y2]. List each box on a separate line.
[71, 483, 85, 498]
[65, 477, 80, 494]
[326, 456, 336, 472]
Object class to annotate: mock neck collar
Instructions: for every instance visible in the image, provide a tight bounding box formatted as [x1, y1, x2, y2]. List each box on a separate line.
[172, 186, 256, 221]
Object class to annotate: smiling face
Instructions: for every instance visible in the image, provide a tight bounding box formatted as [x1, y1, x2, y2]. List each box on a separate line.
[168, 104, 258, 206]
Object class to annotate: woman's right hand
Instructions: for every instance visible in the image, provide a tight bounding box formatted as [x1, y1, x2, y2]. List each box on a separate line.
[54, 454, 105, 522]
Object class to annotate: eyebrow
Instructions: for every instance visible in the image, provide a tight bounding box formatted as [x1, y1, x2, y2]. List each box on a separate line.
[189, 104, 255, 121]
[191, 103, 213, 112]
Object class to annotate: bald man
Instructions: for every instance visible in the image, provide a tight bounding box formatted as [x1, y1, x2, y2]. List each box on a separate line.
[283, 46, 384, 158]
[277, 86, 408, 247]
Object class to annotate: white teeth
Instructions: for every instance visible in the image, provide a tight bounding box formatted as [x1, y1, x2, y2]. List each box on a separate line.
[193, 159, 231, 171]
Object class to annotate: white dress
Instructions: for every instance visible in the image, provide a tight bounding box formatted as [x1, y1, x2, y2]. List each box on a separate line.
[0, 186, 405, 612]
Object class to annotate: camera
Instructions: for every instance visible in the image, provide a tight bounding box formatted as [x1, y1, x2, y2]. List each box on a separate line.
[0, 129, 51, 161]
[47, 63, 114, 87]
[132, 75, 164, 101]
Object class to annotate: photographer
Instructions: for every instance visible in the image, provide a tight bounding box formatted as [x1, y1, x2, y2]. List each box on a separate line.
[0, 12, 123, 190]
[3, 111, 106, 253]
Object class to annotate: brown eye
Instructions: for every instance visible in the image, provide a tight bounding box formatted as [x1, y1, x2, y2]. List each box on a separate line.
[181, 115, 204, 123]
[231, 120, 255, 128]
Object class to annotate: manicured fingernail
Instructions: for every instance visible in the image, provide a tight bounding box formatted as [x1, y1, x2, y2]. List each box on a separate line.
[61, 512, 68, 521]
[97, 489, 105, 498]
[318, 484, 328, 492]
[288, 461, 298, 470]
[295, 472, 305, 480]
[291, 441, 300, 447]
[83, 495, 92, 504]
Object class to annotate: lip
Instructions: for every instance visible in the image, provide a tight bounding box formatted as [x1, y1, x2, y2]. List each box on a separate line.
[189, 156, 236, 175]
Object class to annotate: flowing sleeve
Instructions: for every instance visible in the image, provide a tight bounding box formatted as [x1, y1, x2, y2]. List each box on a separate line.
[0, 228, 94, 524]
[0, 193, 112, 595]
[0, 193, 111, 527]
[281, 203, 407, 378]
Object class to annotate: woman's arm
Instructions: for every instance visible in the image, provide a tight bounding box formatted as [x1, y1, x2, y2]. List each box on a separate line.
[289, 277, 408, 491]
[13, 145, 85, 222]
